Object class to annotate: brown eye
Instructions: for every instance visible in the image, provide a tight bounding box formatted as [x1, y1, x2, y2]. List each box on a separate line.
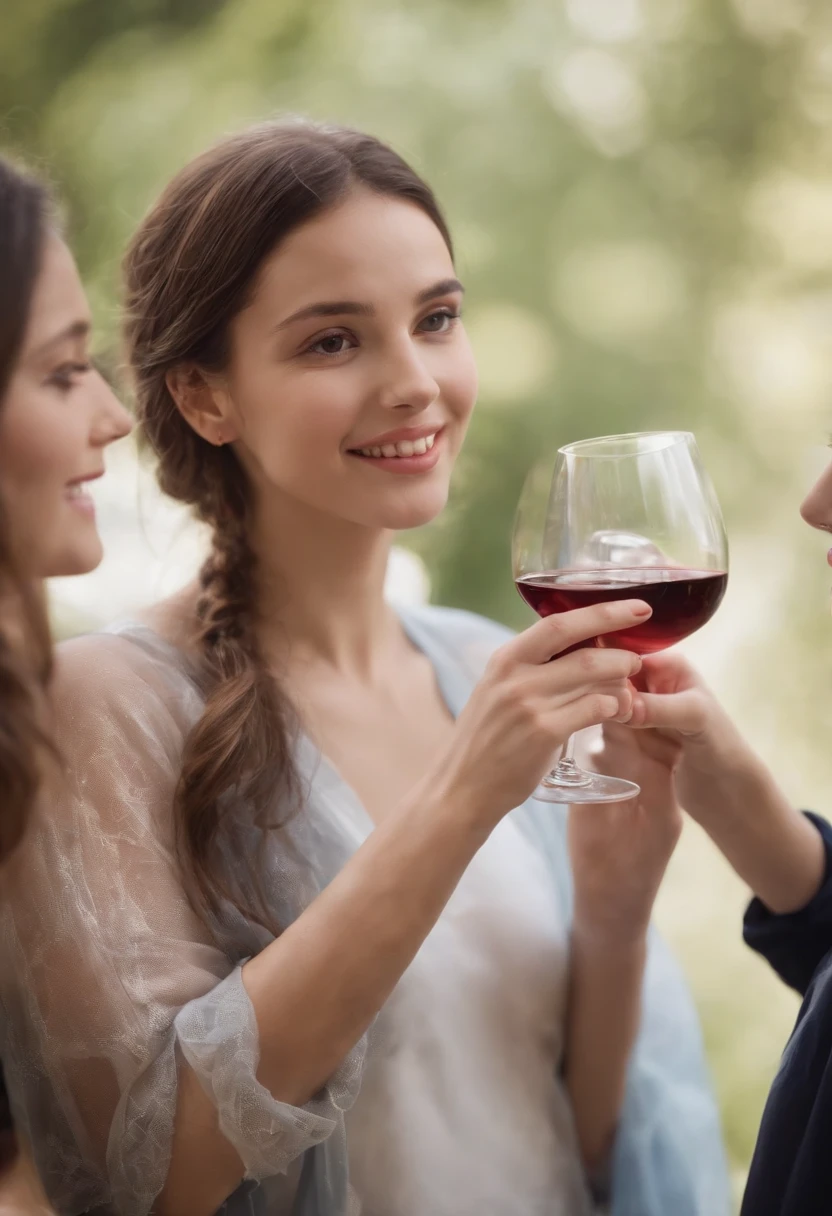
[419, 309, 458, 334]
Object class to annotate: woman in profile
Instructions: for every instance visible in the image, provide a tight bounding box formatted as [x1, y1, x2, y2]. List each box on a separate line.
[597, 450, 832, 1216]
[0, 155, 131, 1211]
[0, 122, 729, 1216]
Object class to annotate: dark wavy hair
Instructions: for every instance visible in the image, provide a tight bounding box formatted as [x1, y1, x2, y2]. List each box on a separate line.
[124, 120, 453, 933]
[0, 156, 55, 861]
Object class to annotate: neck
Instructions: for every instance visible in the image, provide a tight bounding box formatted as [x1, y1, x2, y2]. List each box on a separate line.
[250, 490, 401, 678]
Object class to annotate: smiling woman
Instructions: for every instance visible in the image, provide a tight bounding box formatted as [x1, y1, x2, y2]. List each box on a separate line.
[0, 122, 729, 1216]
[0, 154, 131, 1212]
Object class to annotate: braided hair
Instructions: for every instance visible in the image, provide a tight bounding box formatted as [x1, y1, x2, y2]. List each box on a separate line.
[123, 120, 453, 933]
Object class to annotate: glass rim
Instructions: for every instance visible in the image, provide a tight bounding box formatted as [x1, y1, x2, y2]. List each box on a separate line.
[558, 430, 695, 458]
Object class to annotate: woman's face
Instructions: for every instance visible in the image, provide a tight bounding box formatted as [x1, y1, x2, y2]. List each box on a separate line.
[801, 455, 832, 574]
[211, 189, 478, 533]
[0, 234, 132, 579]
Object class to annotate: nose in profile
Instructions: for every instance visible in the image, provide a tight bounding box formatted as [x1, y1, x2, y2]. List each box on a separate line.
[800, 459, 832, 534]
[91, 372, 133, 447]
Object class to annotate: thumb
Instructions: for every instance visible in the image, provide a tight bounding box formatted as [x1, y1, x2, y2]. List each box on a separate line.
[629, 688, 707, 735]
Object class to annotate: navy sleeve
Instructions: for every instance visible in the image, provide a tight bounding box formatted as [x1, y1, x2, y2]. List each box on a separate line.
[744, 813, 832, 996]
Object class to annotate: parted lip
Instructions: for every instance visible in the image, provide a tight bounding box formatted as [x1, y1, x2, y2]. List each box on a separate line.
[66, 470, 104, 487]
[348, 423, 443, 451]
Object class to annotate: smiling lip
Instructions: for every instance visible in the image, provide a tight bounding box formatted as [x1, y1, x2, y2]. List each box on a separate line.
[347, 425, 444, 475]
[65, 471, 104, 519]
[349, 423, 444, 450]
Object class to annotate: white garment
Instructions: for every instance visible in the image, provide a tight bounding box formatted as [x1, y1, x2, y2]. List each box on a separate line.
[345, 814, 591, 1216]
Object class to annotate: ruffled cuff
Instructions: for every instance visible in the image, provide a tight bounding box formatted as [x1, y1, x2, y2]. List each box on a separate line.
[174, 966, 366, 1181]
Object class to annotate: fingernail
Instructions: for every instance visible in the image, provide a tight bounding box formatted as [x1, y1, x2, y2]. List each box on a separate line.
[633, 601, 652, 617]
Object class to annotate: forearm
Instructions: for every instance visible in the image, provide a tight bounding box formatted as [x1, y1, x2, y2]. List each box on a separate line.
[683, 744, 825, 915]
[564, 928, 646, 1177]
[159, 776, 489, 1215]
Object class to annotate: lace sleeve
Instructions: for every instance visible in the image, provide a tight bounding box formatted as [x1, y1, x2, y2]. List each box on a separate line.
[0, 633, 358, 1216]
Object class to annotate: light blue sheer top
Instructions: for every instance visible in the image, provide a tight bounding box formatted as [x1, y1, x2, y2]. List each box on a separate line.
[0, 603, 729, 1216]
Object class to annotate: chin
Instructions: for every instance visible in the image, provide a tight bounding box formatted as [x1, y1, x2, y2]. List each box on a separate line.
[46, 537, 105, 579]
[372, 484, 450, 531]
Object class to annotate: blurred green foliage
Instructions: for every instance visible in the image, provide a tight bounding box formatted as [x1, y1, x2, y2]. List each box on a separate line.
[5, 0, 832, 1198]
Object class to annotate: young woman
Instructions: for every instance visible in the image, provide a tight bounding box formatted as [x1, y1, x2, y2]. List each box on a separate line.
[0, 156, 131, 1211]
[595, 456, 832, 1216]
[0, 122, 729, 1216]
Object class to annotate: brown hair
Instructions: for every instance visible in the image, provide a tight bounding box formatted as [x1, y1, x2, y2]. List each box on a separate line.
[124, 120, 452, 933]
[0, 156, 55, 861]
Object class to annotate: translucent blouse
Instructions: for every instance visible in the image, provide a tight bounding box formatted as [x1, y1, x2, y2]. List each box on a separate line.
[0, 603, 730, 1216]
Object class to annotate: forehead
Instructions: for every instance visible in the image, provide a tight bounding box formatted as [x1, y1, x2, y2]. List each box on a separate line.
[21, 234, 90, 358]
[255, 190, 454, 303]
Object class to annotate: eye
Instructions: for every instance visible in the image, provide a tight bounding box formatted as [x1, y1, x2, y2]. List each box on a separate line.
[418, 308, 460, 334]
[47, 362, 93, 392]
[305, 332, 356, 357]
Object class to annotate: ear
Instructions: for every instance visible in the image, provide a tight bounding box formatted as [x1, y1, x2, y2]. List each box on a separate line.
[165, 364, 240, 447]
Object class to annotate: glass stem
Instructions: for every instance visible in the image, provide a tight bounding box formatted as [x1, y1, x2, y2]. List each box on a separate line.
[541, 734, 594, 789]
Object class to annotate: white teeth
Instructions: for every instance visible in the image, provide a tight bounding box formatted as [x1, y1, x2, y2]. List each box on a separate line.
[355, 431, 439, 458]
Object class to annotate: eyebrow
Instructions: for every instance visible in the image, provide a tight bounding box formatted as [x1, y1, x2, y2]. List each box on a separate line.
[274, 277, 465, 331]
[30, 319, 91, 359]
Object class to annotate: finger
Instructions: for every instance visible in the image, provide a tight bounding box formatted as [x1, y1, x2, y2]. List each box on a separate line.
[550, 689, 631, 738]
[509, 600, 652, 666]
[628, 688, 706, 734]
[639, 652, 702, 695]
[530, 645, 642, 696]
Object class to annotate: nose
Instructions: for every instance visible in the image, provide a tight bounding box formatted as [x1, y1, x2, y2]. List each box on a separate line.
[800, 458, 832, 533]
[376, 336, 440, 413]
[90, 371, 133, 447]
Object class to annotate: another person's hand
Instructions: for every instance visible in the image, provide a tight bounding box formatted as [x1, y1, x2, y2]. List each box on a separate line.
[618, 650, 757, 819]
[570, 724, 683, 948]
[596, 650, 826, 917]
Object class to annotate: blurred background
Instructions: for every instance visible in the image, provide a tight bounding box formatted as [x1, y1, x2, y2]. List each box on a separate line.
[3, 0, 832, 1205]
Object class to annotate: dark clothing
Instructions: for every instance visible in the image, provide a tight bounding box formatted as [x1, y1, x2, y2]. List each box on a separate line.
[742, 813, 832, 1216]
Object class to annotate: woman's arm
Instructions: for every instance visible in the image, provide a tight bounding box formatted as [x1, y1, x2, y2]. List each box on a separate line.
[626, 653, 825, 915]
[564, 931, 647, 1177]
[160, 773, 494, 1213]
[563, 746, 683, 1178]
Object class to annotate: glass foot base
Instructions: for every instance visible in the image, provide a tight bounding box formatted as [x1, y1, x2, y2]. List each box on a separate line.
[532, 771, 640, 805]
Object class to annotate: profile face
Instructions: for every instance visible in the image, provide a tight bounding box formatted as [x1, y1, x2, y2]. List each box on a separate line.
[0, 235, 132, 578]
[212, 188, 478, 532]
[800, 456, 832, 551]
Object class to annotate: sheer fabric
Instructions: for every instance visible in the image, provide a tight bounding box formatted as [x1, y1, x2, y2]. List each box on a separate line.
[0, 604, 730, 1215]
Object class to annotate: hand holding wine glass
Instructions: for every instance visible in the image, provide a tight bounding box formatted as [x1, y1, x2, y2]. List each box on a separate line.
[513, 431, 729, 803]
[437, 600, 652, 830]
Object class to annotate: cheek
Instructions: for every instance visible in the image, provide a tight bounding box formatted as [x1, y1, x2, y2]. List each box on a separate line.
[240, 373, 355, 483]
[440, 345, 479, 446]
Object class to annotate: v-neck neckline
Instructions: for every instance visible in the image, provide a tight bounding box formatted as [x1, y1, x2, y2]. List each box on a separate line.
[295, 603, 470, 838]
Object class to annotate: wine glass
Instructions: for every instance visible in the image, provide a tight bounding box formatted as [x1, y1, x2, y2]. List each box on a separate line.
[512, 431, 728, 803]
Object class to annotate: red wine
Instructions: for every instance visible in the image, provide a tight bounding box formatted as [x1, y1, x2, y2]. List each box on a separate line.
[516, 567, 727, 654]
